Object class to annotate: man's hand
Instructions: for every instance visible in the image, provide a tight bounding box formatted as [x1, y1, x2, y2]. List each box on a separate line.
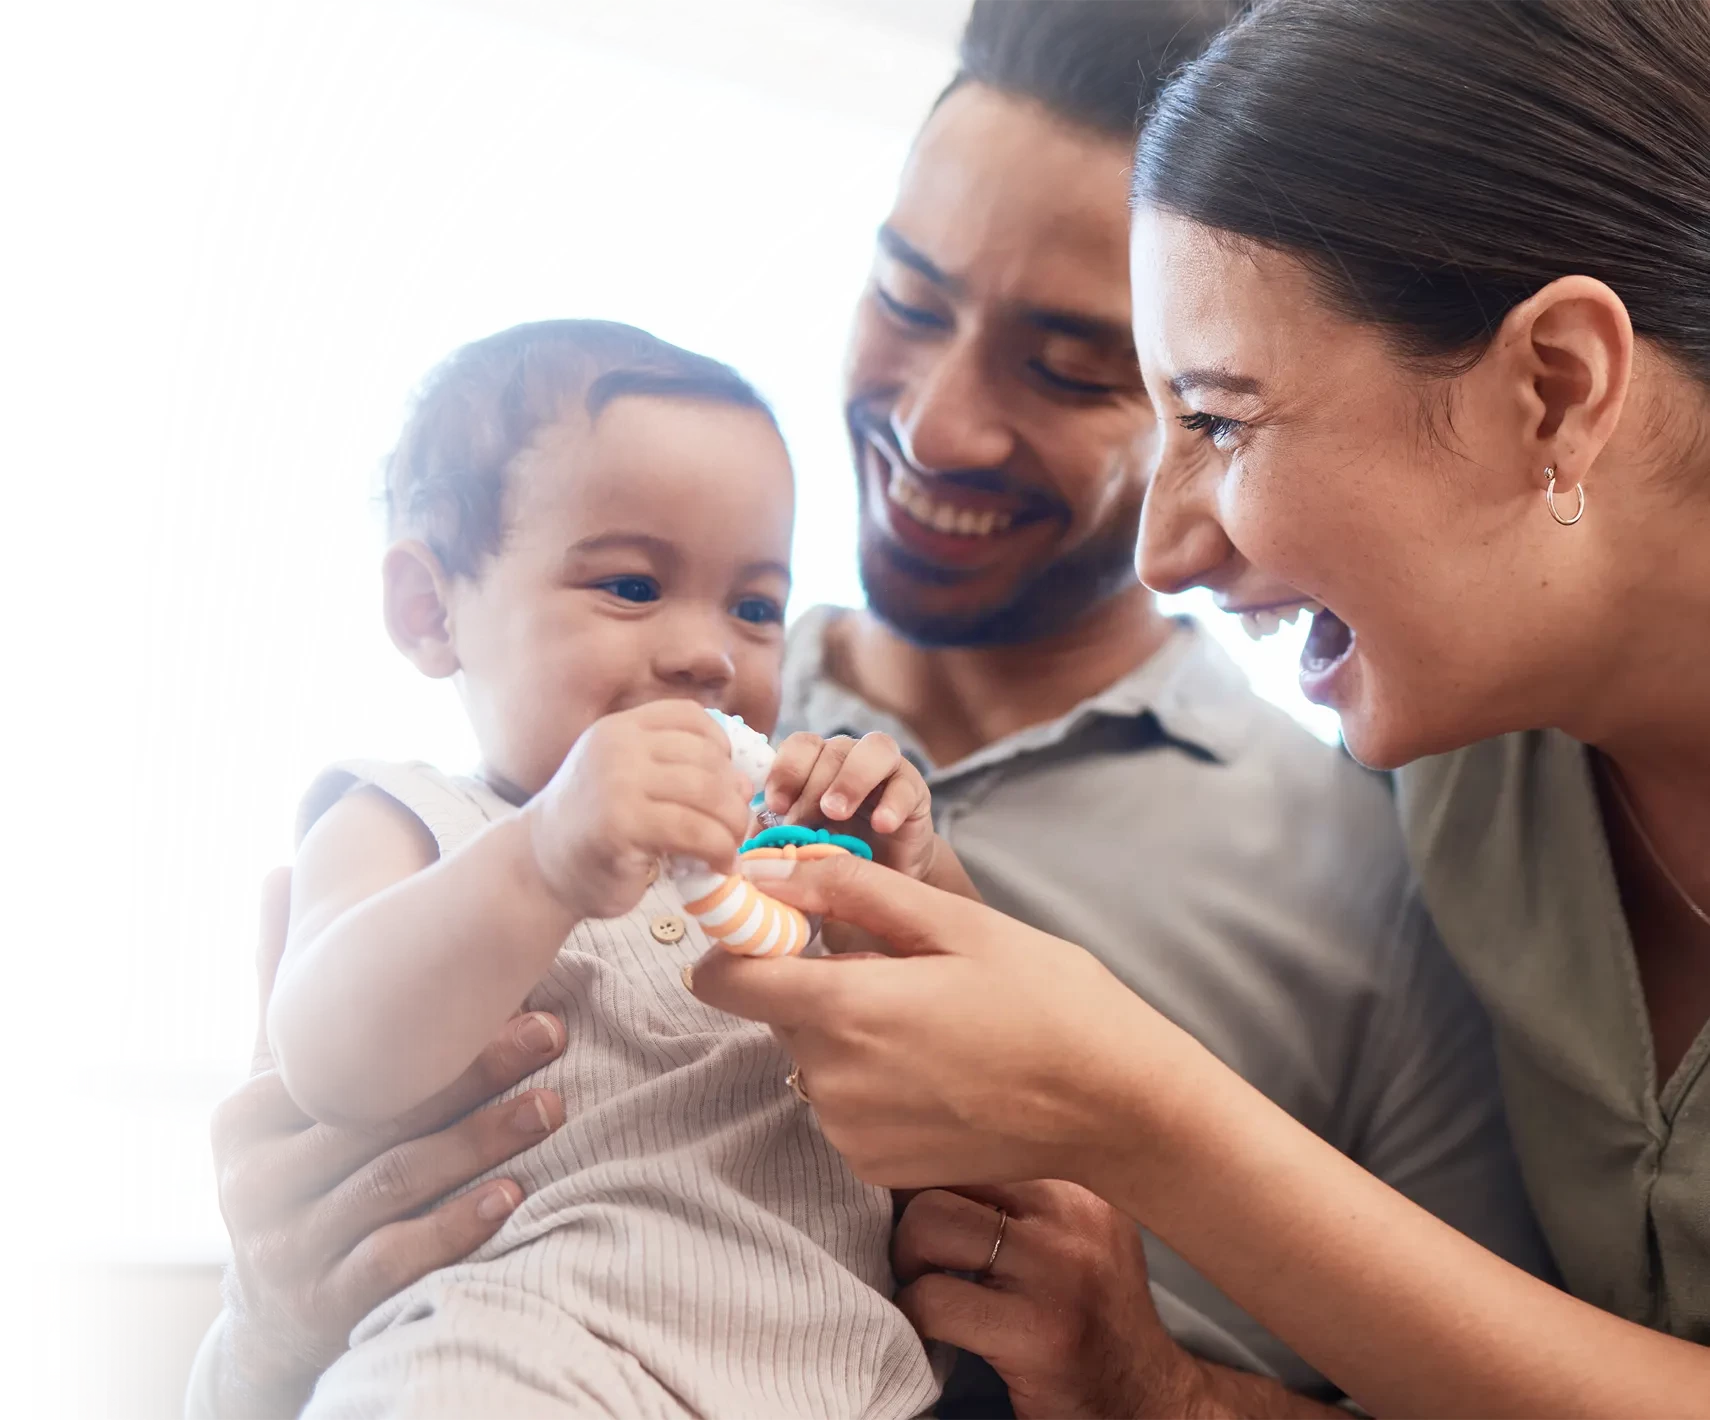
[208, 868, 569, 1417]
[894, 1180, 1342, 1420]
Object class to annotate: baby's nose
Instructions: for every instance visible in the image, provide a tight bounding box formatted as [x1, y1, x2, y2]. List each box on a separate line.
[654, 626, 736, 692]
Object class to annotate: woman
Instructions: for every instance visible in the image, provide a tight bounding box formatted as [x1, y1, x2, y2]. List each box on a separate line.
[688, 0, 1710, 1413]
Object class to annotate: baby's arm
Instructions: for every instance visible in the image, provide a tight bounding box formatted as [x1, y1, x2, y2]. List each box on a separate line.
[268, 788, 580, 1128]
[269, 702, 751, 1128]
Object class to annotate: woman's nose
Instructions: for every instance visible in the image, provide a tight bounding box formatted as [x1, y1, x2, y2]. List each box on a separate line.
[1136, 444, 1237, 595]
[892, 337, 1013, 474]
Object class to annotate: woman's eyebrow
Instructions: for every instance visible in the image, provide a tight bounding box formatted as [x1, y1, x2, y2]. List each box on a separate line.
[1168, 367, 1262, 398]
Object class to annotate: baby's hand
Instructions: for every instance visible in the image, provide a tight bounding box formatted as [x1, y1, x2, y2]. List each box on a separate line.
[526, 701, 752, 922]
[761, 732, 938, 881]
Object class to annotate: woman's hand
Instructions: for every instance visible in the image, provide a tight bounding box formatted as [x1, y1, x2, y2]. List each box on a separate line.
[209, 870, 569, 1417]
[687, 852, 1186, 1190]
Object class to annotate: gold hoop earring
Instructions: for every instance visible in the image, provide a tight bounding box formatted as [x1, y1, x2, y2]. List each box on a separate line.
[1545, 466, 1585, 527]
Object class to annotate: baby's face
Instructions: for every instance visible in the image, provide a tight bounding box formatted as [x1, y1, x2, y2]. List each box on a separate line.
[447, 395, 795, 798]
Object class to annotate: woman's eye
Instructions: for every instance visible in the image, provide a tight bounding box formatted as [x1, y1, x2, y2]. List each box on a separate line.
[874, 285, 949, 331]
[1177, 410, 1244, 448]
[732, 596, 784, 626]
[1029, 359, 1119, 397]
[595, 576, 660, 604]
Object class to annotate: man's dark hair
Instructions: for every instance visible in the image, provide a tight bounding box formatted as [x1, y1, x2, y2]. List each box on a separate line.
[946, 0, 1244, 139]
[384, 319, 774, 579]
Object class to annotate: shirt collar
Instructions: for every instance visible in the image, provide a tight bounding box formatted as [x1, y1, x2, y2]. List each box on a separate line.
[780, 604, 1254, 780]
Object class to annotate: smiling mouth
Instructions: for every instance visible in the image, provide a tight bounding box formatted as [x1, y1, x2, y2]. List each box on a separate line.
[866, 436, 1058, 544]
[1232, 599, 1323, 641]
[1301, 607, 1354, 676]
[1228, 597, 1357, 691]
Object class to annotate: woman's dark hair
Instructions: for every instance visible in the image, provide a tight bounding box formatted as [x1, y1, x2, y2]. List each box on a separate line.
[947, 0, 1243, 140]
[384, 320, 774, 578]
[1134, 0, 1710, 383]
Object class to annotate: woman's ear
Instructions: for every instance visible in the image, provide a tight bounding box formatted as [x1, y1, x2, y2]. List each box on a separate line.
[382, 540, 460, 679]
[1497, 274, 1634, 487]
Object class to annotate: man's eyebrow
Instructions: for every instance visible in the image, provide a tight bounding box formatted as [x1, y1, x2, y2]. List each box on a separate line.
[877, 226, 960, 294]
[1168, 367, 1263, 398]
[1025, 309, 1135, 347]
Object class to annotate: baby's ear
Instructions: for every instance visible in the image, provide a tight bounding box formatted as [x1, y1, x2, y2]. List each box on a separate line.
[382, 540, 460, 679]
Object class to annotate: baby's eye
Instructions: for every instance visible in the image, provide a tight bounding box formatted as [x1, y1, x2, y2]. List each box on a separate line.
[596, 576, 660, 604]
[732, 596, 784, 626]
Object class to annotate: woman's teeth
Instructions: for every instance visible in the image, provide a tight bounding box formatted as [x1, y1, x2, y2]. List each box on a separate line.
[1238, 601, 1324, 641]
[888, 465, 1014, 538]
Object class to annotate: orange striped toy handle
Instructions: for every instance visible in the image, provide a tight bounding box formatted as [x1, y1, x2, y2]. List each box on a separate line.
[680, 842, 852, 957]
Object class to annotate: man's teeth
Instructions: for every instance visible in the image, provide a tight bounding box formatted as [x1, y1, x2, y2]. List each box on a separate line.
[887, 464, 1014, 537]
[1239, 601, 1324, 641]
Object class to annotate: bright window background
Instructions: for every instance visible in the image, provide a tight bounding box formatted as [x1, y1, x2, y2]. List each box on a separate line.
[7, 0, 1338, 1322]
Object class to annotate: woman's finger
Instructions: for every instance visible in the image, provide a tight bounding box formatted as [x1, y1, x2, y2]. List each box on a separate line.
[893, 1188, 1019, 1284]
[312, 1087, 565, 1257]
[743, 853, 984, 957]
[687, 949, 867, 1031]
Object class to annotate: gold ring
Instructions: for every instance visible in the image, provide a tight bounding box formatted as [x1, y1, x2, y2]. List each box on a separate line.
[980, 1208, 1008, 1276]
[786, 1064, 811, 1104]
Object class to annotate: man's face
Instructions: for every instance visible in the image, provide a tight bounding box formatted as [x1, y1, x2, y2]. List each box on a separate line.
[845, 82, 1154, 647]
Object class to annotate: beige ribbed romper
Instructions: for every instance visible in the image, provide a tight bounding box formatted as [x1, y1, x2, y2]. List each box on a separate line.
[297, 762, 939, 1420]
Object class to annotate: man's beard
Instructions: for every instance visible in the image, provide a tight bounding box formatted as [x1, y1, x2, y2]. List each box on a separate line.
[858, 519, 1140, 649]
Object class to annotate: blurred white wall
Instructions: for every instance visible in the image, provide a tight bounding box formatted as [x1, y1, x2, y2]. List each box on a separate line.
[0, 1, 1331, 1412]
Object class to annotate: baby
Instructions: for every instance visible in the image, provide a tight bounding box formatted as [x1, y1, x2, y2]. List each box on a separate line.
[267, 320, 969, 1419]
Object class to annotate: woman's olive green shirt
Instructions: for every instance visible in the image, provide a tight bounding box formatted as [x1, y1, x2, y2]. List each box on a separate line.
[1398, 730, 1709, 1342]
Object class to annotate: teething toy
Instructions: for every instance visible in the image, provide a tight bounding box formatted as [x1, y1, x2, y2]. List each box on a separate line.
[665, 710, 869, 957]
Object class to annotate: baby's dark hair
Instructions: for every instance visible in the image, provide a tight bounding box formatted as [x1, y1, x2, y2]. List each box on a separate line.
[385, 319, 776, 578]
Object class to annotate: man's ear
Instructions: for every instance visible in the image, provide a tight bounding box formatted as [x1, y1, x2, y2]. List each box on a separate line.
[1495, 274, 1634, 490]
[382, 540, 460, 679]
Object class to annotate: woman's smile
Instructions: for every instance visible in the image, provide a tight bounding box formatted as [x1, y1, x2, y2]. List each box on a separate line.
[1218, 592, 1358, 707]
[1298, 607, 1357, 706]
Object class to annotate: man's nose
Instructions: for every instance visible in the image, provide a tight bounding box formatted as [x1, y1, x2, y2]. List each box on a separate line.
[892, 336, 1013, 475]
[1136, 444, 1237, 595]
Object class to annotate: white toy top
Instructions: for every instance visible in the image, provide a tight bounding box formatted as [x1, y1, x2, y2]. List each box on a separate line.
[705, 708, 775, 804]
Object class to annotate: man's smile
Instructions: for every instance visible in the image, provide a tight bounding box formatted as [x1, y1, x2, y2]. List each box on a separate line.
[858, 427, 1066, 576]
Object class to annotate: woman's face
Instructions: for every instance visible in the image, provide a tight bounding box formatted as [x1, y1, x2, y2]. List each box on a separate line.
[1130, 209, 1601, 768]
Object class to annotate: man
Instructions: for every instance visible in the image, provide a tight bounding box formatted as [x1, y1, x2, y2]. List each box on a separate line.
[192, 5, 1548, 1417]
